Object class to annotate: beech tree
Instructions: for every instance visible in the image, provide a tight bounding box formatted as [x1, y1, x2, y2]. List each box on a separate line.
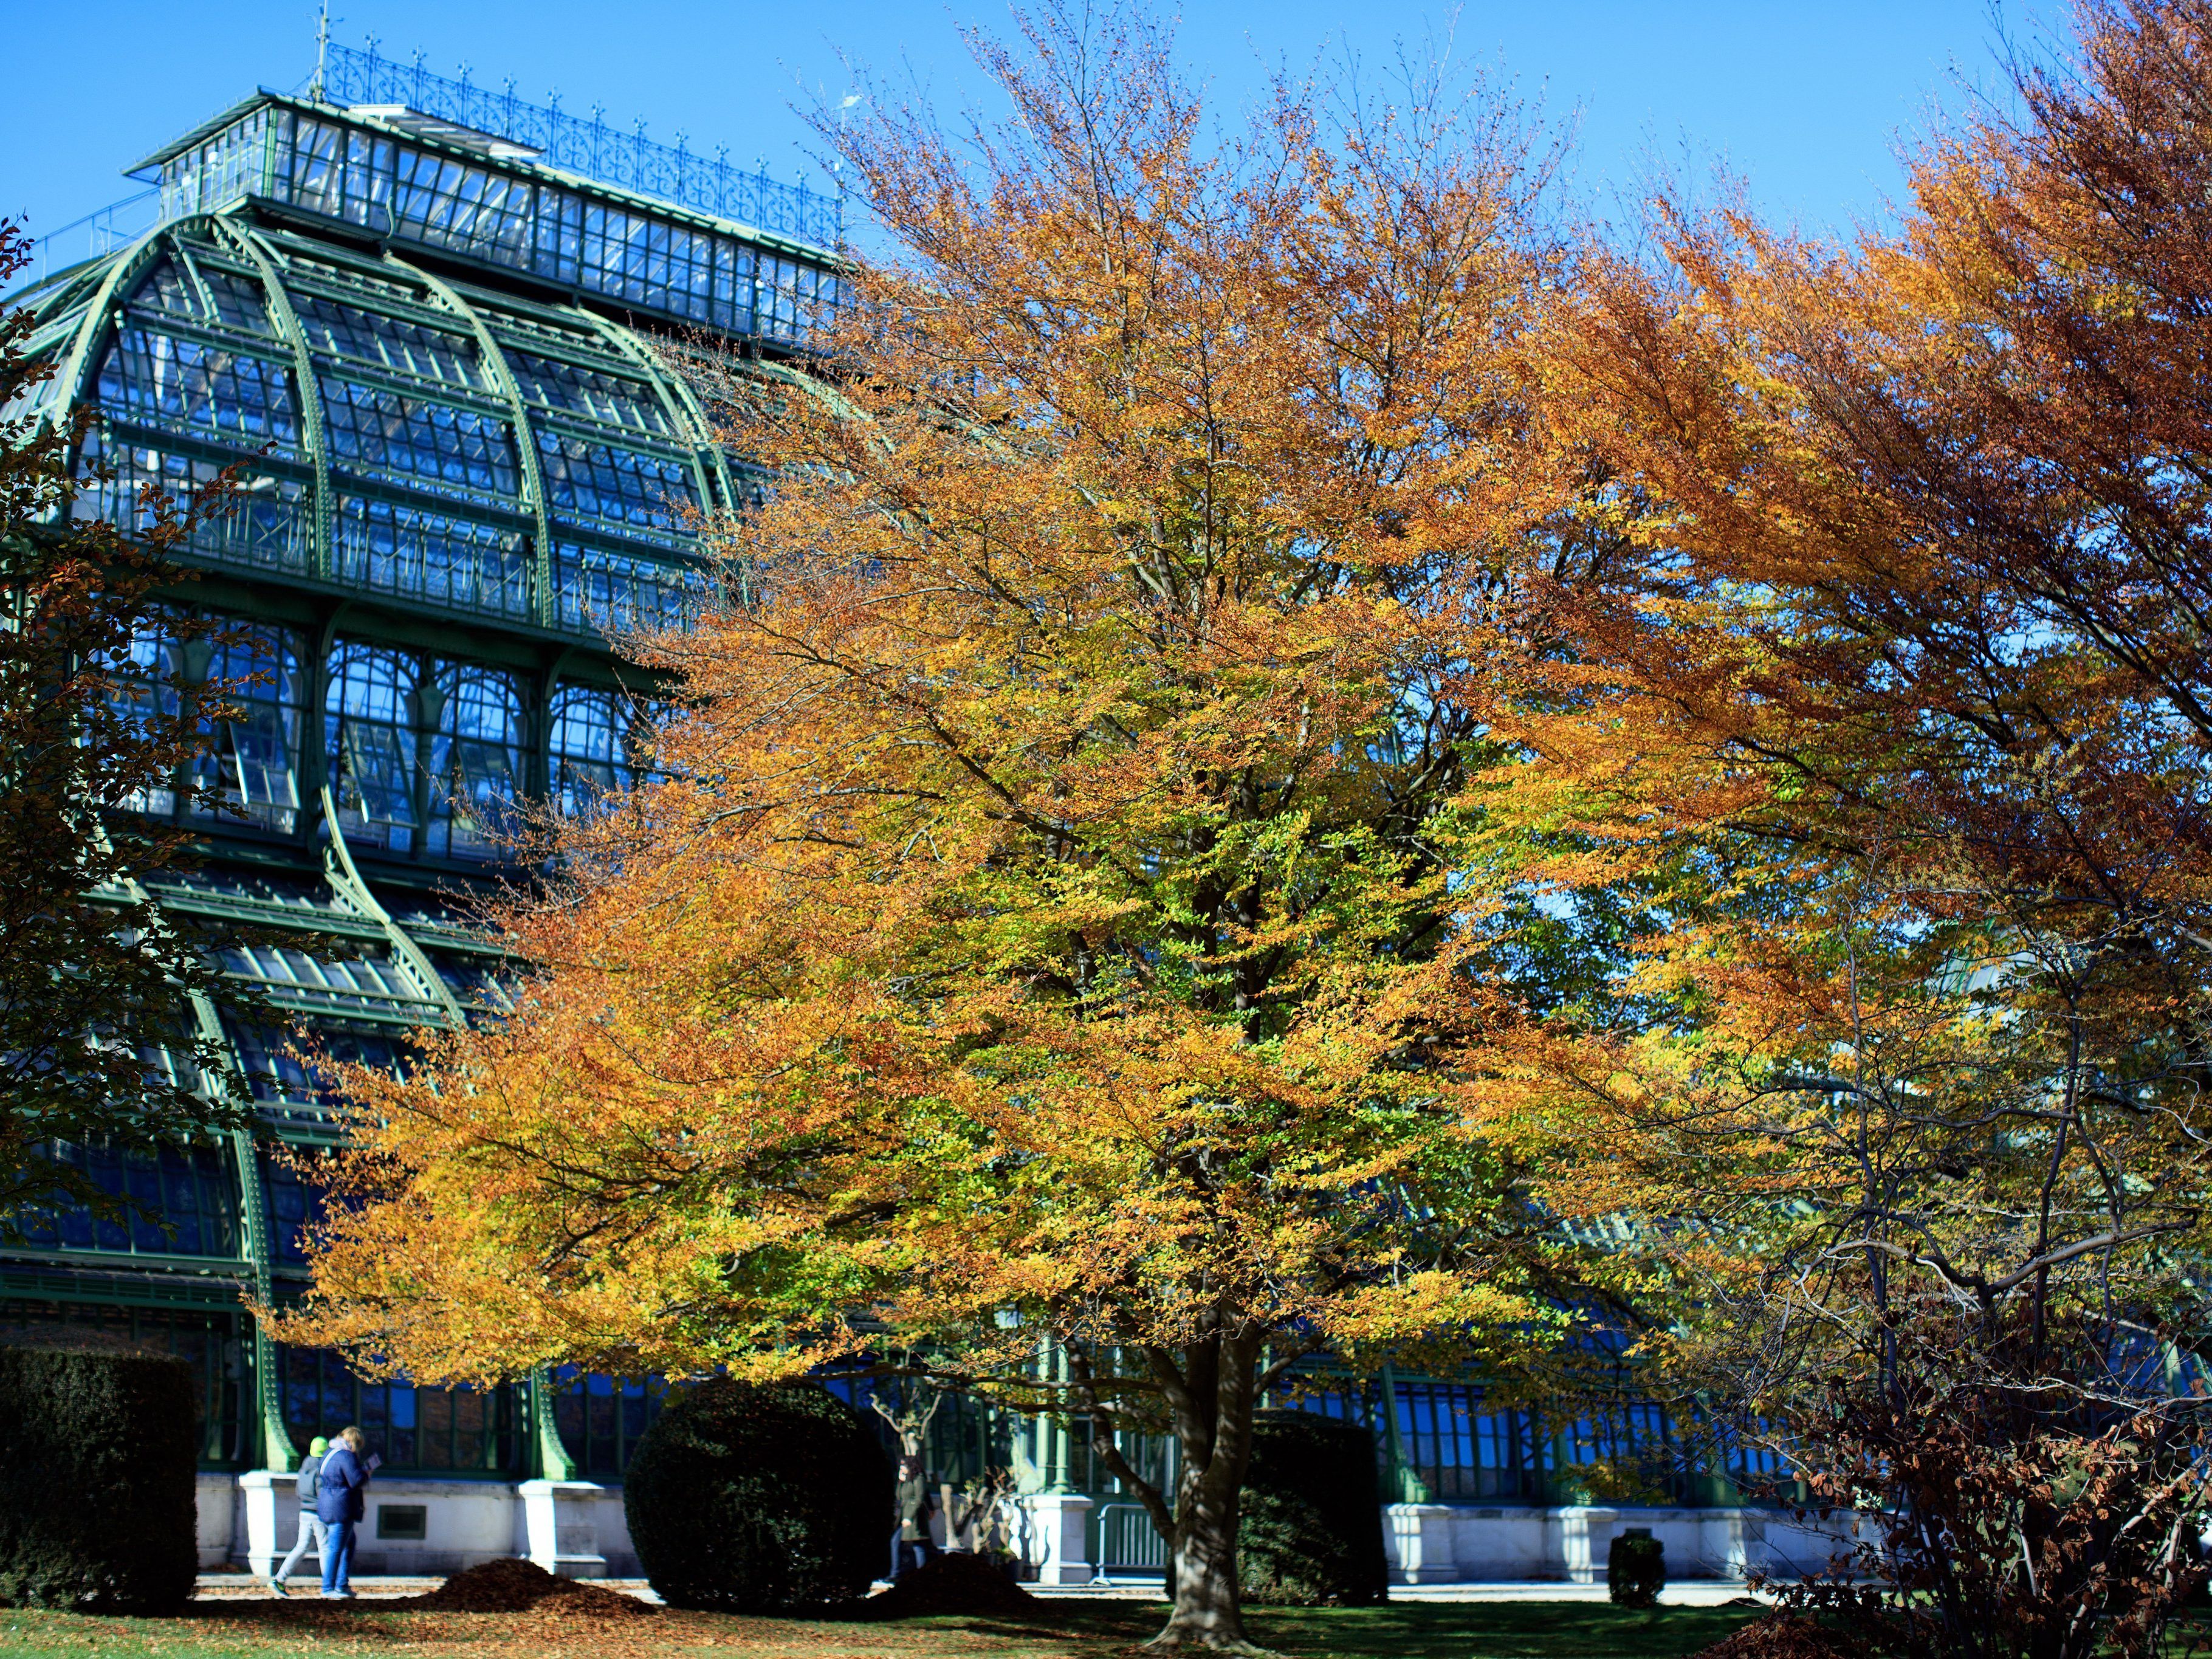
[281, 10, 1607, 1647]
[1466, 1, 2212, 1649]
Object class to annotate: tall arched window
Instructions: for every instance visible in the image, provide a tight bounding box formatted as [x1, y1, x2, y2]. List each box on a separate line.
[325, 644, 529, 863]
[324, 643, 420, 854]
[424, 664, 526, 860]
[103, 611, 305, 833]
[196, 622, 306, 834]
[548, 681, 658, 817]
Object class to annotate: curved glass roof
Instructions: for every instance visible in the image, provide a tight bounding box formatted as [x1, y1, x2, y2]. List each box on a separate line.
[21, 212, 739, 637]
[0, 76, 804, 1464]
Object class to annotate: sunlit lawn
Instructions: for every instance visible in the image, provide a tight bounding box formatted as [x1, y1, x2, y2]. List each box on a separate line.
[0, 1597, 1759, 1659]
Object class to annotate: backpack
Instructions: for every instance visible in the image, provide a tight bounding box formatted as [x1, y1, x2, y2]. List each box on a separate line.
[297, 1453, 323, 1505]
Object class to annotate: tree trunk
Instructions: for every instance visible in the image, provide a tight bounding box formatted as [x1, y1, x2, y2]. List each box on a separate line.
[1142, 1331, 1267, 1653]
[1153, 1474, 1248, 1649]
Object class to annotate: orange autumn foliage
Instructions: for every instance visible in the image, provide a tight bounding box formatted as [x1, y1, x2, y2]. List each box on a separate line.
[278, 10, 1608, 1647]
[1470, 0, 2212, 1447]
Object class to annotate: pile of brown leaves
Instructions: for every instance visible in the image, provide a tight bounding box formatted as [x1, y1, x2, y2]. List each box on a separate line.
[406, 1557, 653, 1618]
[1691, 1613, 1861, 1659]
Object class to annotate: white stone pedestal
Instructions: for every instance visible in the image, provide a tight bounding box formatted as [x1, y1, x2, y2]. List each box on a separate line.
[1548, 1505, 1622, 1584]
[1696, 1510, 1764, 1581]
[1384, 1503, 1460, 1584]
[518, 1479, 610, 1578]
[196, 1471, 239, 1568]
[1019, 1491, 1096, 1585]
[238, 1470, 299, 1578]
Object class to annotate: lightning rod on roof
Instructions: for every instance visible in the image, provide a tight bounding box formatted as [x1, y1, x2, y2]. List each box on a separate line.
[311, 0, 332, 101]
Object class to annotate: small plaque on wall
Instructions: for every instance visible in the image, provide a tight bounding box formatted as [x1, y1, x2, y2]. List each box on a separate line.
[376, 1503, 428, 1540]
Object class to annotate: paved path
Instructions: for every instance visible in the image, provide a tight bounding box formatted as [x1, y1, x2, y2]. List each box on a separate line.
[193, 1574, 663, 1604]
[1361, 1584, 1768, 1606]
[1032, 1581, 1768, 1606]
[194, 1571, 1767, 1607]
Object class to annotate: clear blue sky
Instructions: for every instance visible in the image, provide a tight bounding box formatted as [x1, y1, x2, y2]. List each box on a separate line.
[2, 1, 2018, 249]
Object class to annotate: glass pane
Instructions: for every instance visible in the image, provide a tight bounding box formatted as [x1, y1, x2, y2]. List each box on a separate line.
[198, 621, 306, 833]
[425, 665, 526, 861]
[294, 292, 487, 391]
[549, 682, 653, 814]
[332, 496, 532, 620]
[554, 543, 708, 634]
[97, 328, 298, 456]
[504, 349, 675, 436]
[326, 644, 420, 853]
[537, 431, 694, 534]
[321, 378, 519, 503]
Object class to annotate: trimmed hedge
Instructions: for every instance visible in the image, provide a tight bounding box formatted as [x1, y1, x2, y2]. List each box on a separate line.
[0, 1345, 199, 1613]
[1237, 1409, 1389, 1606]
[1609, 1528, 1665, 1607]
[623, 1378, 893, 1612]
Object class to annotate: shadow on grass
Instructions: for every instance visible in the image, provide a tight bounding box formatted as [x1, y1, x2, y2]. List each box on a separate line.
[0, 1593, 1762, 1659]
[802, 1599, 1759, 1659]
[1242, 1601, 1757, 1659]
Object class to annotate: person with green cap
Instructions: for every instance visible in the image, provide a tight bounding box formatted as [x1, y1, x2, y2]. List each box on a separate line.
[266, 1436, 331, 1596]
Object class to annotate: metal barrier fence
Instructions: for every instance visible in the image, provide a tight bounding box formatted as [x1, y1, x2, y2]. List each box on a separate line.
[1091, 1502, 1169, 1584]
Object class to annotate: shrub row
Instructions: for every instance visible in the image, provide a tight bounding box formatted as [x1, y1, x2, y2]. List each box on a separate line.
[0, 1345, 198, 1613]
[0, 1350, 1395, 1618]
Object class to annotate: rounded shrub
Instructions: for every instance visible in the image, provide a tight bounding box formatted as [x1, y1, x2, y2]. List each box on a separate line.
[0, 1344, 199, 1613]
[1608, 1528, 1665, 1607]
[1237, 1409, 1389, 1606]
[622, 1378, 893, 1612]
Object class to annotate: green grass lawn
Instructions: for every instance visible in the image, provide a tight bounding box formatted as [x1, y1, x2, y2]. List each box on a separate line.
[0, 1598, 1760, 1659]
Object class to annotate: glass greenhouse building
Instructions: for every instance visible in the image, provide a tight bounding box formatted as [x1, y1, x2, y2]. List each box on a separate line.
[0, 49, 855, 1576]
[3, 47, 1819, 1588]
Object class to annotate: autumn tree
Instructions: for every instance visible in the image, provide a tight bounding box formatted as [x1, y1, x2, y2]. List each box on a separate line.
[281, 10, 1609, 1647]
[1472, 1, 2212, 1649]
[0, 222, 253, 1227]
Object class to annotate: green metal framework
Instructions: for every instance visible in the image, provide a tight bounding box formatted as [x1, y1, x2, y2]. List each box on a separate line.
[0, 78, 841, 1479]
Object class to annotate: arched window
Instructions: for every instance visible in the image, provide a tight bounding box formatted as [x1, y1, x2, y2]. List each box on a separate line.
[325, 643, 420, 854]
[325, 644, 530, 864]
[548, 681, 658, 817]
[424, 664, 526, 860]
[196, 621, 306, 834]
[106, 611, 185, 818]
[103, 612, 305, 831]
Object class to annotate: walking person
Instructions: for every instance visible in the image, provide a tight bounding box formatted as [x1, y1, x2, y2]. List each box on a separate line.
[315, 1426, 373, 1599]
[894, 1454, 939, 1579]
[266, 1436, 330, 1596]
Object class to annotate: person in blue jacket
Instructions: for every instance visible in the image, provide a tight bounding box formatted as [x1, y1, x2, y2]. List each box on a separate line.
[267, 1435, 329, 1595]
[314, 1426, 373, 1599]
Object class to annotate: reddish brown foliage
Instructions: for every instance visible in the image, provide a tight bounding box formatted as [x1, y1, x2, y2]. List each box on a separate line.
[1760, 1358, 2210, 1659]
[1692, 1615, 1864, 1659]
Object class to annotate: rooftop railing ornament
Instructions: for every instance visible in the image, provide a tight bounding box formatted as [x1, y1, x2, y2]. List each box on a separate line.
[23, 188, 162, 286]
[320, 40, 843, 249]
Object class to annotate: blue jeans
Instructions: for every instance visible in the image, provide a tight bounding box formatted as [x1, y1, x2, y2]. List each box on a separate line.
[321, 1518, 355, 1595]
[275, 1513, 327, 1581]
